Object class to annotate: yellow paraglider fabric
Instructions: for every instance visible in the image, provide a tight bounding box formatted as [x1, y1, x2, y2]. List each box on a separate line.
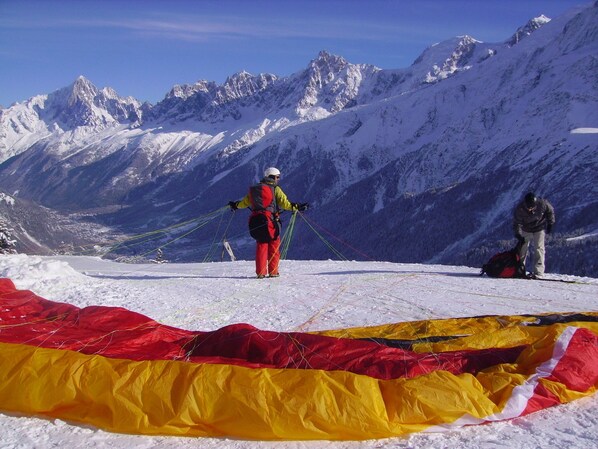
[0, 278, 597, 440]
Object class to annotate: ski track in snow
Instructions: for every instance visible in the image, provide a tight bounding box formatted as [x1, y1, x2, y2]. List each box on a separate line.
[0, 254, 597, 449]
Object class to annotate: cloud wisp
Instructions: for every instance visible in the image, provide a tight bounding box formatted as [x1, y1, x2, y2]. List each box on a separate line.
[1, 12, 430, 44]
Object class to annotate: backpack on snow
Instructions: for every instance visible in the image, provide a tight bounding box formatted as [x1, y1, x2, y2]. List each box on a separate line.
[480, 245, 526, 278]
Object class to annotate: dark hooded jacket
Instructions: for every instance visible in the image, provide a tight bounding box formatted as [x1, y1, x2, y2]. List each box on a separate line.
[513, 198, 555, 234]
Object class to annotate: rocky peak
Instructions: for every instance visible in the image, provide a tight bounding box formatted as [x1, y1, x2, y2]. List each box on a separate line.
[219, 71, 277, 102]
[101, 86, 120, 100]
[313, 50, 348, 67]
[417, 35, 482, 83]
[290, 51, 377, 115]
[307, 51, 349, 84]
[67, 75, 99, 107]
[165, 80, 215, 101]
[40, 76, 144, 128]
[507, 15, 551, 47]
[226, 70, 253, 83]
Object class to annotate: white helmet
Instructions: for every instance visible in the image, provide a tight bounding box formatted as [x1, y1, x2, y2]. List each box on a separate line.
[264, 167, 281, 178]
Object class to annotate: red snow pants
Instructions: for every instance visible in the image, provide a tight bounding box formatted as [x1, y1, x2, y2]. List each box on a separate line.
[255, 237, 281, 277]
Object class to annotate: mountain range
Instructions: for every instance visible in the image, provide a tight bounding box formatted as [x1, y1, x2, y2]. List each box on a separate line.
[1, 2, 597, 275]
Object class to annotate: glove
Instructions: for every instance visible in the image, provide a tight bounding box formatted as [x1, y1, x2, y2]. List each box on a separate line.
[293, 202, 309, 212]
[515, 234, 525, 244]
[228, 201, 239, 211]
[546, 224, 553, 234]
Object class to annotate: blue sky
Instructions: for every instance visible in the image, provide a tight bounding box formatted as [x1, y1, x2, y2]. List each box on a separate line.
[0, 0, 586, 107]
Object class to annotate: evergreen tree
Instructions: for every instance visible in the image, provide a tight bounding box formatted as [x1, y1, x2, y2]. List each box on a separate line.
[153, 248, 167, 264]
[0, 217, 17, 254]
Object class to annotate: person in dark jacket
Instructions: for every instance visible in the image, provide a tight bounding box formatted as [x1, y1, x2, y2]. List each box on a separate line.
[229, 167, 308, 278]
[513, 192, 555, 278]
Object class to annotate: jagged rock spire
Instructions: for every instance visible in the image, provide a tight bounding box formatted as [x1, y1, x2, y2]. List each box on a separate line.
[506, 15, 551, 47]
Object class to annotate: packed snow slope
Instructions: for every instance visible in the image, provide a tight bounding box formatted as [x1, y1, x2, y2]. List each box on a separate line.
[0, 254, 597, 448]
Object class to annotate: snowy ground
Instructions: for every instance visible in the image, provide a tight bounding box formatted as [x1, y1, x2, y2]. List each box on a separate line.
[1, 254, 597, 449]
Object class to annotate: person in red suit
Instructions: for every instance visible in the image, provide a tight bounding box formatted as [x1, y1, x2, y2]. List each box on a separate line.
[229, 167, 307, 278]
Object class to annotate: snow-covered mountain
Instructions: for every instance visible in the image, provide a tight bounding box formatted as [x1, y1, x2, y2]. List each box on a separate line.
[506, 15, 552, 47]
[0, 76, 145, 161]
[0, 2, 597, 275]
